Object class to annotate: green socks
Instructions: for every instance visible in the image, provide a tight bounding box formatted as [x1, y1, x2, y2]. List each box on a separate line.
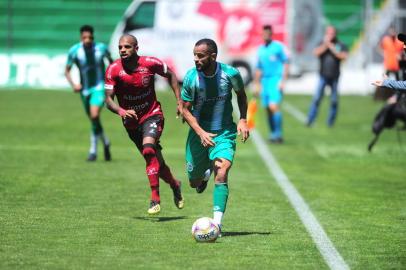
[91, 119, 103, 135]
[213, 183, 229, 213]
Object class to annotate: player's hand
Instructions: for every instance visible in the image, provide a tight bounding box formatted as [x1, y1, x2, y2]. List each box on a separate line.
[198, 131, 217, 147]
[279, 81, 285, 92]
[73, 84, 82, 93]
[372, 74, 389, 87]
[237, 119, 250, 143]
[176, 99, 183, 119]
[372, 80, 383, 87]
[118, 108, 138, 120]
[125, 109, 138, 120]
[253, 82, 261, 98]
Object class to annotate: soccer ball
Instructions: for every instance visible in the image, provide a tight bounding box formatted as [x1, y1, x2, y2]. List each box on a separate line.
[191, 217, 220, 242]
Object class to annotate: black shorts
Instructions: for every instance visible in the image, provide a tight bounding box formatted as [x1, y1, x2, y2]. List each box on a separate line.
[126, 115, 164, 152]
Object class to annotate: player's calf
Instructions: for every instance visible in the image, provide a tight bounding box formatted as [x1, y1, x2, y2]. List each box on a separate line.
[142, 144, 161, 210]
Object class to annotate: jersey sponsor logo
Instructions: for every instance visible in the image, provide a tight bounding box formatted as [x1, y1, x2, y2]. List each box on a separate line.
[128, 101, 149, 111]
[269, 55, 277, 62]
[198, 93, 229, 103]
[123, 90, 152, 101]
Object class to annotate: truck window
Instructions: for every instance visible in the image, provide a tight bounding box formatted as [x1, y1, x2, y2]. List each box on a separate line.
[124, 2, 155, 32]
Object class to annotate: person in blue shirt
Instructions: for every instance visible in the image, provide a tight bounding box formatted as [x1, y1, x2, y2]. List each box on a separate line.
[65, 25, 113, 161]
[253, 25, 289, 143]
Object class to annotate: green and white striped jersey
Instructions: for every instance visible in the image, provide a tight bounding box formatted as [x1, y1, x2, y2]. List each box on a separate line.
[66, 42, 110, 91]
[181, 62, 244, 131]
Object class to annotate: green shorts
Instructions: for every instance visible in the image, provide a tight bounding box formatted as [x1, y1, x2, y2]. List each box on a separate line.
[80, 85, 105, 112]
[185, 124, 237, 181]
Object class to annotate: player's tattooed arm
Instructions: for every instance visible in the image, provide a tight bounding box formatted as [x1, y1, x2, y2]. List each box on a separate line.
[165, 67, 183, 117]
[182, 101, 217, 147]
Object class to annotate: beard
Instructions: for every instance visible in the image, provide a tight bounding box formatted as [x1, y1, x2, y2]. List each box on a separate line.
[196, 61, 210, 72]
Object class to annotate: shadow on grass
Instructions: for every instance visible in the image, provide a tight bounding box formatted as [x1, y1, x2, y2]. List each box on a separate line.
[133, 216, 188, 222]
[221, 231, 271, 237]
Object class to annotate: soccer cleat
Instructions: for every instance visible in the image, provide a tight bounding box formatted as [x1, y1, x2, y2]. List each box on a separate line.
[196, 169, 211, 194]
[216, 223, 222, 238]
[269, 138, 284, 144]
[87, 153, 97, 162]
[147, 200, 161, 215]
[104, 144, 112, 161]
[172, 182, 185, 209]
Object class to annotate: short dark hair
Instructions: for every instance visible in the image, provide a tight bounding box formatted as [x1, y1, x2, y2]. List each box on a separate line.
[80, 25, 94, 34]
[263, 25, 272, 31]
[120, 34, 138, 46]
[195, 38, 218, 54]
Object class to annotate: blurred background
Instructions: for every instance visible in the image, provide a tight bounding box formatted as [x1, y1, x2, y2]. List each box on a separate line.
[1, 0, 406, 94]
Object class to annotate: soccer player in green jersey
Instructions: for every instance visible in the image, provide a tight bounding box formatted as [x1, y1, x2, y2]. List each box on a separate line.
[65, 25, 113, 161]
[181, 38, 250, 230]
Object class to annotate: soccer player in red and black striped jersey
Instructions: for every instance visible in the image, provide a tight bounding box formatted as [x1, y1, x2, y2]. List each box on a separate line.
[104, 34, 184, 215]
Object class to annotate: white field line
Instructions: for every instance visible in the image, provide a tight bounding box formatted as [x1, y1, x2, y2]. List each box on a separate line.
[232, 99, 348, 269]
[250, 130, 349, 270]
[282, 101, 308, 124]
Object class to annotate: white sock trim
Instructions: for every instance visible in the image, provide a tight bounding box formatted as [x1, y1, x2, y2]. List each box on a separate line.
[213, 211, 223, 226]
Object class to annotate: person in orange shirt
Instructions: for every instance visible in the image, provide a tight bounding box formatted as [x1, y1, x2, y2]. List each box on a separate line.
[380, 27, 404, 80]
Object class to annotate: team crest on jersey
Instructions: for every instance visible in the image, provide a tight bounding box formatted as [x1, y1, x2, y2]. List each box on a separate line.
[186, 162, 194, 172]
[137, 67, 148, 72]
[119, 70, 126, 77]
[269, 55, 277, 61]
[142, 76, 150, 86]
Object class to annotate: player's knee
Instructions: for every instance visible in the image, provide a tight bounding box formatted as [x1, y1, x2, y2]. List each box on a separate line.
[143, 144, 160, 175]
[214, 175, 228, 184]
[142, 143, 156, 157]
[214, 159, 230, 182]
[269, 104, 279, 113]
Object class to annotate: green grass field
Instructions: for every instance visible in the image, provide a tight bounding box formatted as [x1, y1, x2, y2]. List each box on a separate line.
[0, 90, 405, 269]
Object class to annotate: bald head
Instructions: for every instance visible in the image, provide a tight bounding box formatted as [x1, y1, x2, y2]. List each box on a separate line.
[119, 34, 138, 46]
[118, 34, 139, 61]
[324, 26, 337, 42]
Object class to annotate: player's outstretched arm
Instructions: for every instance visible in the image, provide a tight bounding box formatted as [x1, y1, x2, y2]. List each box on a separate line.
[380, 79, 406, 91]
[236, 90, 249, 142]
[182, 101, 216, 147]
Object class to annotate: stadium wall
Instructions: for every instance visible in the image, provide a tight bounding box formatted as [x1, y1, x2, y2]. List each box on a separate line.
[0, 0, 394, 94]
